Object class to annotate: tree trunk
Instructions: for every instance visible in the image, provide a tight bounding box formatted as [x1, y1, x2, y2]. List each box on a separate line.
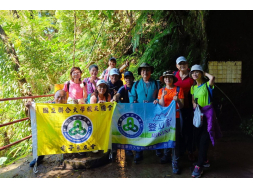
[0, 25, 27, 85]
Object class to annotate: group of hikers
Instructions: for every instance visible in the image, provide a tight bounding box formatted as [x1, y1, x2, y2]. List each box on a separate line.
[27, 56, 222, 178]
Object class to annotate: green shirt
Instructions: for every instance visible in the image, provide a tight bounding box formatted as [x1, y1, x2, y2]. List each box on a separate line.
[190, 81, 214, 107]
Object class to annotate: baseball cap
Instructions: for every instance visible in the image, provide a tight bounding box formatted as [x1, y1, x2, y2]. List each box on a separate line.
[109, 68, 120, 76]
[96, 79, 108, 87]
[124, 71, 134, 78]
[176, 56, 187, 64]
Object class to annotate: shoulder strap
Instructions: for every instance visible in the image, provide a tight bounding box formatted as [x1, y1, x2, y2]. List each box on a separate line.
[67, 81, 70, 92]
[135, 80, 140, 89]
[205, 82, 213, 103]
[176, 86, 180, 93]
[173, 71, 177, 76]
[124, 84, 127, 90]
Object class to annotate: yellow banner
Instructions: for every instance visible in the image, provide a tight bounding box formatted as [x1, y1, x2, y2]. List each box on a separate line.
[36, 102, 116, 156]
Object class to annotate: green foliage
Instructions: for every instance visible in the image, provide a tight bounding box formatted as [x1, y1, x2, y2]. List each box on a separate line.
[0, 10, 209, 165]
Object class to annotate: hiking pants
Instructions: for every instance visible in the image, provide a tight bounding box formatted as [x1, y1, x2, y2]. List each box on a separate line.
[194, 116, 210, 167]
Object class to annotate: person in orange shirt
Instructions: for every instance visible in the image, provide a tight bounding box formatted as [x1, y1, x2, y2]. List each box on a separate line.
[154, 70, 184, 174]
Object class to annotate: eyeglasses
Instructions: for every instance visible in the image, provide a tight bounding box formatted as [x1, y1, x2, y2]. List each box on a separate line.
[72, 72, 81, 75]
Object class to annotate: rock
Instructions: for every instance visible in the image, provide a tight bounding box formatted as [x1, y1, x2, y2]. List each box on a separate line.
[63, 151, 111, 169]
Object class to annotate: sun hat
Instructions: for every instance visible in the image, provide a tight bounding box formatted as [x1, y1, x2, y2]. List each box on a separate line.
[109, 68, 120, 76]
[176, 56, 187, 64]
[124, 71, 134, 79]
[159, 70, 178, 83]
[137, 62, 154, 75]
[96, 79, 108, 87]
[189, 64, 204, 77]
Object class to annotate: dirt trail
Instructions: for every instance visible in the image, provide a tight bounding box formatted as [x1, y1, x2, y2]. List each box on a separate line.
[1, 131, 253, 178]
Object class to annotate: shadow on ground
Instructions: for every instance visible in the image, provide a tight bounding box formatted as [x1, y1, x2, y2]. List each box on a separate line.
[1, 131, 253, 178]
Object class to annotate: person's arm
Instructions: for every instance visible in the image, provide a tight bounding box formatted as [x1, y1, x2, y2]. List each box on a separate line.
[192, 95, 197, 109]
[90, 95, 97, 104]
[129, 82, 137, 103]
[173, 88, 184, 109]
[158, 89, 167, 106]
[204, 72, 215, 87]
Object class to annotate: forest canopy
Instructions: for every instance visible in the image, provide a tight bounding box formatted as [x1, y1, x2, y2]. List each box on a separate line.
[0, 10, 208, 165]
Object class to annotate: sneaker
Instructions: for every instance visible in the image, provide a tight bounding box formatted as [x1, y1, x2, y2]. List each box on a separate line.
[29, 156, 44, 167]
[160, 154, 171, 164]
[192, 165, 203, 178]
[125, 150, 134, 156]
[193, 160, 210, 168]
[92, 150, 99, 153]
[172, 161, 180, 174]
[134, 151, 143, 164]
[203, 160, 210, 168]
[156, 149, 162, 157]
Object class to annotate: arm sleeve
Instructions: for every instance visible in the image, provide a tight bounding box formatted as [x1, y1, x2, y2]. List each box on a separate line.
[129, 82, 137, 103]
[63, 82, 68, 92]
[117, 86, 125, 96]
[158, 89, 162, 100]
[178, 88, 184, 99]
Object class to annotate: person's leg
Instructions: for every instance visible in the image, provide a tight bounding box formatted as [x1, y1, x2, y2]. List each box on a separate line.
[192, 117, 209, 178]
[134, 150, 143, 164]
[171, 118, 181, 174]
[196, 117, 210, 167]
[29, 155, 45, 167]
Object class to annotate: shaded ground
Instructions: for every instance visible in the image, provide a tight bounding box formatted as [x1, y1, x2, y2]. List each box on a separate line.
[1, 131, 253, 178]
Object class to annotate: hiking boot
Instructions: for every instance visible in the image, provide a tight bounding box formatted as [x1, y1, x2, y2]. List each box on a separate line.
[134, 151, 143, 164]
[160, 154, 171, 164]
[29, 156, 44, 167]
[125, 150, 134, 156]
[192, 165, 203, 178]
[156, 149, 162, 157]
[172, 161, 180, 174]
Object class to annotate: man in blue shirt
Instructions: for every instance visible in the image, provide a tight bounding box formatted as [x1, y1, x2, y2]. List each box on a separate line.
[129, 63, 160, 164]
[112, 71, 135, 103]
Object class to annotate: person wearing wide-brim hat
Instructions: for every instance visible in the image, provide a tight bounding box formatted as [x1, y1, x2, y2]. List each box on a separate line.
[129, 62, 159, 164]
[190, 64, 222, 178]
[137, 62, 155, 75]
[174, 56, 195, 162]
[154, 70, 184, 174]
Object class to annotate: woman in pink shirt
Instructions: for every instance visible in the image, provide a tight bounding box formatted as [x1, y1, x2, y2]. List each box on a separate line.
[63, 67, 85, 104]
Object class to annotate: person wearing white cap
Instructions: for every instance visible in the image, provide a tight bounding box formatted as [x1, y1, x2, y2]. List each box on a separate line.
[174, 56, 195, 161]
[90, 79, 111, 104]
[108, 68, 123, 101]
[190, 64, 221, 178]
